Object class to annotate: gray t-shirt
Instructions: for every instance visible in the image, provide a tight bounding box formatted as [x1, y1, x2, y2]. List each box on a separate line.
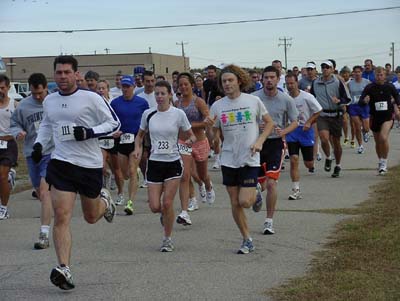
[348, 78, 370, 105]
[252, 89, 299, 139]
[10, 95, 54, 157]
[298, 77, 314, 91]
[210, 93, 268, 168]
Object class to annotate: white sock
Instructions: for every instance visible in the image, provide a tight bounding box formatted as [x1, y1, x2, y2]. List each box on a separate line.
[0, 205, 7, 210]
[40, 225, 50, 235]
[381, 159, 387, 167]
[336, 164, 341, 168]
[327, 155, 332, 160]
[292, 182, 300, 190]
[181, 210, 188, 216]
[265, 218, 273, 224]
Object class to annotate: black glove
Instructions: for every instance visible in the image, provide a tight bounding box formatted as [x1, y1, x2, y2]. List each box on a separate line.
[31, 143, 43, 163]
[73, 126, 95, 141]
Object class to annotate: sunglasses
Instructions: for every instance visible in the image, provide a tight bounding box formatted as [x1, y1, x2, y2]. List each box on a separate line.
[321, 65, 331, 69]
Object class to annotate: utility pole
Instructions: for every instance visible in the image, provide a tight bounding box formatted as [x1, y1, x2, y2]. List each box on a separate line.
[278, 37, 293, 71]
[149, 47, 152, 53]
[389, 42, 395, 71]
[104, 48, 110, 55]
[176, 41, 188, 71]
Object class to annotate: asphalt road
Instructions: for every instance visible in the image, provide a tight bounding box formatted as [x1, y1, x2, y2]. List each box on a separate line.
[1, 128, 399, 300]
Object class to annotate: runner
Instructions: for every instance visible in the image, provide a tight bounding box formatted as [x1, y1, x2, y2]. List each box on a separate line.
[175, 72, 215, 226]
[109, 72, 123, 99]
[0, 74, 18, 220]
[33, 55, 120, 290]
[211, 64, 273, 253]
[285, 73, 322, 200]
[133, 80, 196, 252]
[310, 60, 351, 178]
[10, 73, 54, 248]
[358, 66, 400, 175]
[84, 70, 99, 92]
[252, 66, 298, 235]
[111, 75, 149, 214]
[97, 80, 124, 203]
[347, 65, 371, 154]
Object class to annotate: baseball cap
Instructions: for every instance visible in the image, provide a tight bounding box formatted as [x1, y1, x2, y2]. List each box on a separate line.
[321, 60, 333, 68]
[305, 62, 316, 69]
[121, 75, 135, 86]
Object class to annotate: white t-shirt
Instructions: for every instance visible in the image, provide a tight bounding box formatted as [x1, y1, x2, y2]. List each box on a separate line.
[210, 93, 269, 168]
[292, 90, 322, 126]
[36, 89, 120, 168]
[140, 106, 191, 162]
[138, 91, 157, 109]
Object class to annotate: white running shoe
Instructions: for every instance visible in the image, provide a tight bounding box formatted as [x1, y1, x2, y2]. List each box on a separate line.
[212, 155, 220, 170]
[206, 186, 216, 205]
[0, 207, 9, 220]
[102, 172, 110, 189]
[357, 145, 365, 154]
[198, 183, 207, 203]
[316, 152, 322, 161]
[263, 221, 275, 235]
[288, 189, 302, 200]
[101, 188, 116, 223]
[176, 212, 192, 226]
[115, 194, 125, 206]
[188, 198, 199, 211]
[140, 179, 148, 188]
[8, 168, 16, 191]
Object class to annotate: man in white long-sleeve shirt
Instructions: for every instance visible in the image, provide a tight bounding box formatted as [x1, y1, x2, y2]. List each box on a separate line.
[33, 55, 120, 290]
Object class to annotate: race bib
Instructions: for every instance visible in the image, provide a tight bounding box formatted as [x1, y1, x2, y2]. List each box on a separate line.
[178, 143, 192, 155]
[99, 138, 114, 149]
[0, 140, 8, 149]
[57, 123, 76, 141]
[375, 101, 388, 111]
[34, 121, 41, 131]
[154, 140, 173, 154]
[120, 133, 135, 144]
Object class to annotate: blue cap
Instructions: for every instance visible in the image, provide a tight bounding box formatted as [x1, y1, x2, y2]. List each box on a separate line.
[121, 75, 135, 86]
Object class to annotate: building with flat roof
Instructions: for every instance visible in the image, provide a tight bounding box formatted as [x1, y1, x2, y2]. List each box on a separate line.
[2, 52, 189, 85]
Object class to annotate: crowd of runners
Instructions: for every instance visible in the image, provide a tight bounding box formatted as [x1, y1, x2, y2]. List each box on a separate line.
[0, 55, 399, 290]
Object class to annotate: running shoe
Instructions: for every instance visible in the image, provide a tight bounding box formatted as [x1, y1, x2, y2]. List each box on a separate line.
[350, 141, 355, 148]
[188, 198, 199, 211]
[140, 180, 148, 188]
[212, 158, 220, 170]
[160, 238, 174, 252]
[357, 145, 365, 154]
[288, 189, 302, 200]
[331, 166, 341, 178]
[324, 158, 333, 172]
[284, 153, 290, 161]
[206, 186, 216, 204]
[50, 265, 75, 290]
[343, 138, 349, 145]
[8, 168, 16, 191]
[0, 207, 9, 220]
[198, 183, 207, 203]
[263, 221, 275, 235]
[378, 167, 388, 175]
[363, 132, 369, 143]
[115, 194, 125, 206]
[176, 212, 192, 226]
[237, 238, 255, 254]
[308, 167, 315, 173]
[124, 199, 134, 215]
[110, 175, 117, 190]
[34, 232, 50, 249]
[252, 183, 263, 212]
[101, 188, 116, 223]
[316, 152, 322, 161]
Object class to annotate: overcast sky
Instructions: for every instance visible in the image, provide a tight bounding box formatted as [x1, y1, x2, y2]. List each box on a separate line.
[1, 0, 399, 70]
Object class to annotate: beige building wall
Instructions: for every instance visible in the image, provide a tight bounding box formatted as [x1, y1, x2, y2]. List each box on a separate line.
[3, 53, 190, 87]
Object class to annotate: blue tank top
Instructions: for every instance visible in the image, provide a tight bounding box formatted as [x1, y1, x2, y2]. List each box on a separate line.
[176, 97, 203, 123]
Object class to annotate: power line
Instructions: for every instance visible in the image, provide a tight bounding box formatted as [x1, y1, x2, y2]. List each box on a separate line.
[1, 6, 399, 34]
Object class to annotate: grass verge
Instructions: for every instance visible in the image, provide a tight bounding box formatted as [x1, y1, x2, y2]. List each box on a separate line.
[269, 165, 400, 301]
